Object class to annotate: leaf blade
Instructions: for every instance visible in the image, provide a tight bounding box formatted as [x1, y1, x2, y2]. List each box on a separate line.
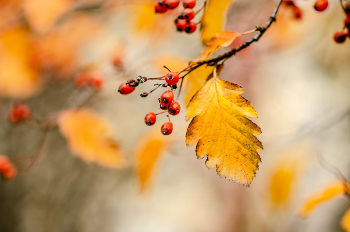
[186, 77, 262, 186]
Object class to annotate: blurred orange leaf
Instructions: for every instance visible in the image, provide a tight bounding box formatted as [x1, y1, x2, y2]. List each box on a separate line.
[58, 109, 125, 168]
[32, 15, 101, 78]
[23, 0, 72, 32]
[183, 65, 213, 106]
[342, 208, 350, 232]
[0, 27, 41, 99]
[201, 0, 236, 44]
[197, 31, 241, 61]
[186, 77, 263, 186]
[298, 180, 349, 217]
[134, 128, 170, 192]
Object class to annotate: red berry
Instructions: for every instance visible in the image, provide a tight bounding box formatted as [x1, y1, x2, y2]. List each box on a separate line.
[145, 112, 157, 126]
[168, 102, 181, 115]
[175, 19, 187, 31]
[75, 73, 90, 88]
[183, 0, 196, 9]
[158, 0, 166, 6]
[118, 83, 135, 95]
[112, 55, 123, 69]
[184, 21, 197, 34]
[160, 90, 174, 106]
[345, 17, 350, 30]
[333, 30, 348, 43]
[155, 1, 168, 13]
[165, 72, 179, 85]
[314, 0, 328, 11]
[165, 0, 180, 9]
[161, 122, 173, 135]
[0, 156, 17, 180]
[9, 103, 31, 123]
[182, 8, 195, 20]
[90, 77, 104, 90]
[160, 104, 168, 110]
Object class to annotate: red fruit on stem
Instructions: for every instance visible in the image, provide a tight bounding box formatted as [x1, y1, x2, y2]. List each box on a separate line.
[165, 72, 179, 85]
[184, 21, 197, 34]
[0, 156, 17, 180]
[160, 104, 168, 110]
[333, 30, 347, 43]
[145, 112, 157, 126]
[160, 90, 174, 105]
[345, 17, 350, 30]
[175, 19, 187, 31]
[9, 103, 31, 123]
[118, 83, 135, 95]
[168, 102, 181, 115]
[161, 122, 173, 135]
[182, 8, 195, 20]
[165, 0, 180, 9]
[158, 0, 166, 6]
[314, 0, 328, 12]
[155, 1, 168, 13]
[183, 0, 196, 9]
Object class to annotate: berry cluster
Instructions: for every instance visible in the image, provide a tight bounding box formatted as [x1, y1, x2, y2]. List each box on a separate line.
[284, 0, 302, 19]
[9, 102, 32, 123]
[333, 2, 350, 44]
[313, 0, 350, 44]
[0, 155, 17, 181]
[118, 66, 182, 135]
[155, 0, 198, 34]
[75, 73, 104, 90]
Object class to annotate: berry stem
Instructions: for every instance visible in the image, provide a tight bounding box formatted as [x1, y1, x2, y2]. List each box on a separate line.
[155, 111, 167, 115]
[163, 66, 171, 72]
[195, 0, 207, 14]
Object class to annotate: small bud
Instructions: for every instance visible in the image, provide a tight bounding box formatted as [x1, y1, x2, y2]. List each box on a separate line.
[172, 84, 178, 90]
[140, 92, 149, 98]
[126, 79, 139, 87]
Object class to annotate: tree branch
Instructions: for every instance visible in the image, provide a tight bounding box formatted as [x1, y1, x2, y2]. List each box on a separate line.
[181, 0, 284, 79]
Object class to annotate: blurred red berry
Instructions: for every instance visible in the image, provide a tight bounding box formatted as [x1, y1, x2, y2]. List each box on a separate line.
[184, 21, 197, 34]
[90, 77, 104, 90]
[118, 83, 135, 95]
[75, 73, 90, 88]
[165, 0, 180, 9]
[183, 0, 196, 9]
[0, 156, 17, 180]
[175, 19, 187, 32]
[155, 1, 168, 13]
[182, 8, 195, 20]
[9, 103, 31, 123]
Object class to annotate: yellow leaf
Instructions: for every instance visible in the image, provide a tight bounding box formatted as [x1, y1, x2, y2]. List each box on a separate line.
[23, 0, 72, 32]
[152, 55, 188, 75]
[201, 0, 236, 44]
[186, 77, 263, 186]
[0, 27, 41, 99]
[298, 180, 349, 217]
[183, 65, 214, 106]
[198, 31, 241, 61]
[269, 156, 302, 207]
[134, 128, 170, 192]
[341, 208, 350, 232]
[58, 109, 125, 168]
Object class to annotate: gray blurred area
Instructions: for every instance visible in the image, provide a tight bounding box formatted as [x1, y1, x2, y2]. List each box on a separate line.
[1, 0, 350, 231]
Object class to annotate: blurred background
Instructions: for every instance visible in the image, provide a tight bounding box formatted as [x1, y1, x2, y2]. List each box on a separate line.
[1, 0, 350, 231]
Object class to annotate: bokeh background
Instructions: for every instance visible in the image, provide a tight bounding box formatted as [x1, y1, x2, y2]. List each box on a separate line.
[1, 0, 350, 231]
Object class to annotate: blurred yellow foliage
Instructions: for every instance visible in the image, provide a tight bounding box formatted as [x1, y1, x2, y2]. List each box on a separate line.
[152, 55, 188, 75]
[186, 77, 263, 186]
[134, 128, 170, 192]
[23, 0, 72, 32]
[298, 180, 349, 217]
[200, 0, 235, 44]
[0, 27, 41, 98]
[342, 208, 350, 232]
[58, 109, 125, 168]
